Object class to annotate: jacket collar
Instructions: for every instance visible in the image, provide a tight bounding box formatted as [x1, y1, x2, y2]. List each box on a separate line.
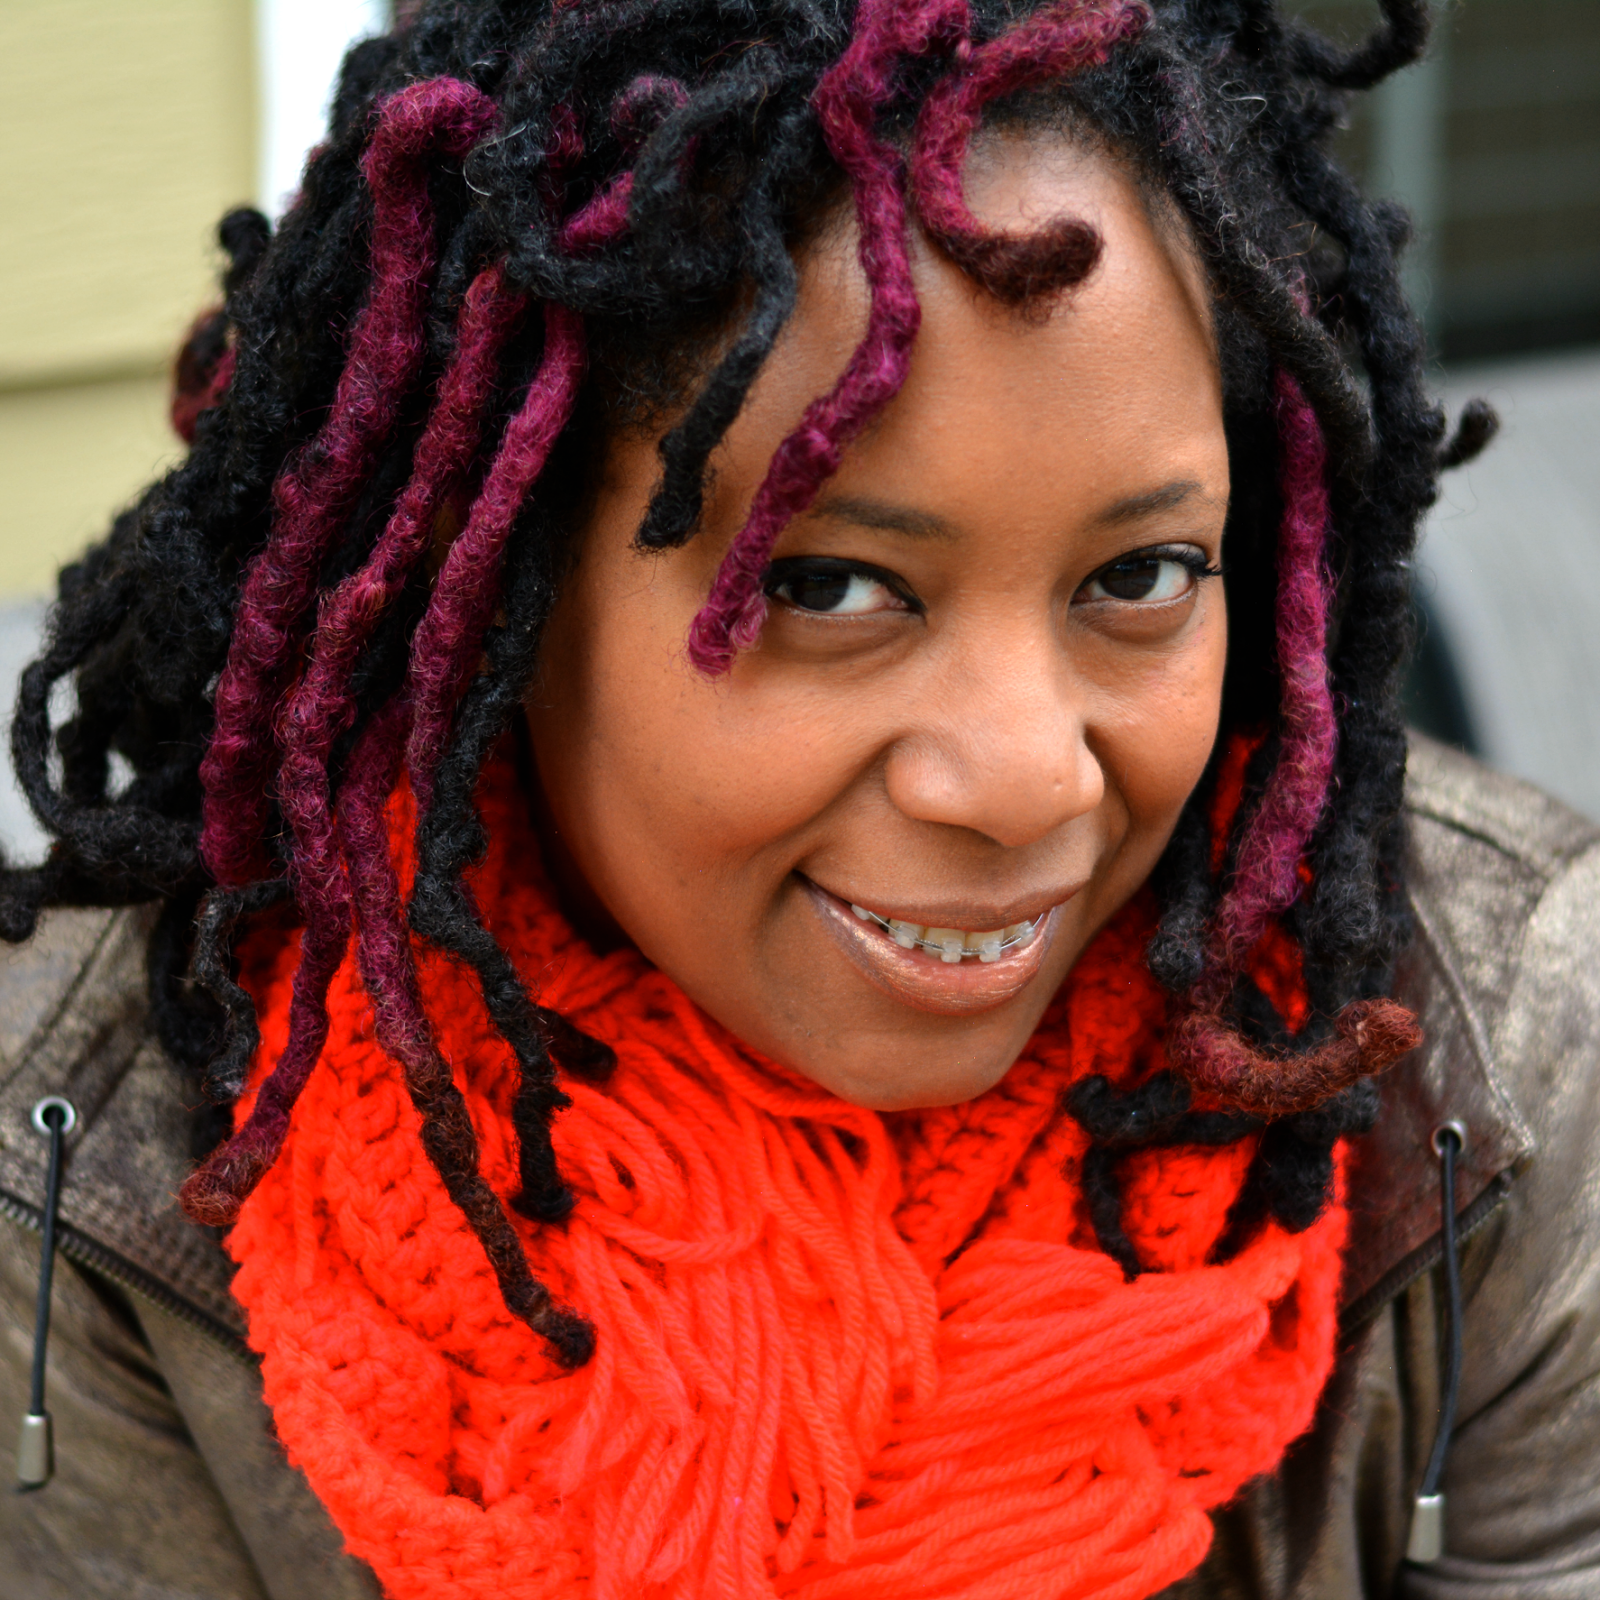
[1339, 886, 1535, 1323]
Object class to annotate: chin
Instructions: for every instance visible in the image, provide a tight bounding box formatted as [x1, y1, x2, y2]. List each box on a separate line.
[806, 1054, 1017, 1113]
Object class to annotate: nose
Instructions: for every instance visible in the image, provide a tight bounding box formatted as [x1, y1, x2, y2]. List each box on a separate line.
[882, 637, 1104, 849]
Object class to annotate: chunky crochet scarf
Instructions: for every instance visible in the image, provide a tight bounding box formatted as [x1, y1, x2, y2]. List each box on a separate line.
[228, 769, 1346, 1600]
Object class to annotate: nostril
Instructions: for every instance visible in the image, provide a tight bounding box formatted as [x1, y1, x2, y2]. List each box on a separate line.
[883, 727, 1103, 849]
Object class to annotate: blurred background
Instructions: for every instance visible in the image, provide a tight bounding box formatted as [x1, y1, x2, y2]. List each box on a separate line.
[0, 0, 1596, 857]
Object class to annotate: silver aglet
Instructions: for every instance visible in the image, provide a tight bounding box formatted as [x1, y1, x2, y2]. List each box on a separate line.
[17, 1410, 52, 1489]
[1406, 1492, 1444, 1564]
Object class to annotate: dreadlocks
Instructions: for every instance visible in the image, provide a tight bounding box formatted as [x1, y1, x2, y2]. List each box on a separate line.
[2, 0, 1492, 1359]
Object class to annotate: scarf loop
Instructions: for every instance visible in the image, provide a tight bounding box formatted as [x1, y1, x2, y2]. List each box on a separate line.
[228, 774, 1346, 1600]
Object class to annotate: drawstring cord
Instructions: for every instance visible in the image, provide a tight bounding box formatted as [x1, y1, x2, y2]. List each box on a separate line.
[16, 1096, 75, 1491]
[0, 1092, 1479, 1526]
[1407, 1119, 1466, 1564]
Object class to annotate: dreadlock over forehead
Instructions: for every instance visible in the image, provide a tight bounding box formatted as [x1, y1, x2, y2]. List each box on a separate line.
[4, 0, 1489, 1363]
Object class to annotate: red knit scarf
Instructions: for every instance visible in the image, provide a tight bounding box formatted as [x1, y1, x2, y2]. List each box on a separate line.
[228, 770, 1346, 1600]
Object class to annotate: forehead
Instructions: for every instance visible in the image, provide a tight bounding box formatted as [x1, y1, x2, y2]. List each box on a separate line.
[717, 129, 1226, 528]
[960, 123, 1211, 323]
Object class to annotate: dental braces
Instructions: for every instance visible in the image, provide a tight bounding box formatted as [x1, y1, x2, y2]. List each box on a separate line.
[849, 905, 1040, 962]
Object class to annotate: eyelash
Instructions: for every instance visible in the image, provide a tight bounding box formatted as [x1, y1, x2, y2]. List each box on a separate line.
[764, 545, 1220, 617]
[1078, 544, 1222, 603]
[764, 558, 921, 617]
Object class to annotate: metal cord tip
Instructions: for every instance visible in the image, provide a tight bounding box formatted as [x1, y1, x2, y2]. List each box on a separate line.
[1407, 1491, 1444, 1563]
[16, 1410, 52, 1490]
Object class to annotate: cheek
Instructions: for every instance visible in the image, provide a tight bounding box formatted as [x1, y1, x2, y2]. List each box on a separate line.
[1091, 597, 1229, 839]
[532, 574, 866, 908]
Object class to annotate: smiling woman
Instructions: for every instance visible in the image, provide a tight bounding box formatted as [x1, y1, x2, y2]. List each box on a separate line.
[5, 2, 1600, 1599]
[529, 133, 1232, 1106]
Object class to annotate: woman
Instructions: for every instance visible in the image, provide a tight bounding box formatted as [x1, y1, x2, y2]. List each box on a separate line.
[2, 0, 1597, 1595]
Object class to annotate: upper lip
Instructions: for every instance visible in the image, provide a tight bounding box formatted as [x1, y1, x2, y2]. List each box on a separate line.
[801, 875, 1082, 931]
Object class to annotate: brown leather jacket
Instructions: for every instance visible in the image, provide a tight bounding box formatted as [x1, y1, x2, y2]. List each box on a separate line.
[1, 738, 1597, 1600]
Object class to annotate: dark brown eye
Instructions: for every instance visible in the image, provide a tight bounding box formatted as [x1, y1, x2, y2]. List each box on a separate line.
[1082, 550, 1209, 604]
[766, 559, 911, 616]
[780, 570, 855, 611]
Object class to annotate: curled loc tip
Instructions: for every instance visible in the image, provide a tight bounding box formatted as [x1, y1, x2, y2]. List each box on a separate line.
[1439, 397, 1500, 471]
[547, 1312, 596, 1370]
[178, 1176, 244, 1229]
[539, 1011, 617, 1081]
[513, 1183, 579, 1225]
[371, 77, 499, 167]
[1172, 997, 1422, 1120]
[178, 1140, 272, 1227]
[1342, 995, 1424, 1069]
[686, 591, 768, 677]
[509, 1276, 595, 1367]
[685, 631, 734, 679]
[610, 74, 690, 151]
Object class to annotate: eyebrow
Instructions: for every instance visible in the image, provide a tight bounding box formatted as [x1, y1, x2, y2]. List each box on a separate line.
[809, 494, 959, 542]
[1093, 480, 1214, 526]
[808, 479, 1221, 543]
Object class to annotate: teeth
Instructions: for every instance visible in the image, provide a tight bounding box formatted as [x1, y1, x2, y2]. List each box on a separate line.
[850, 901, 1044, 960]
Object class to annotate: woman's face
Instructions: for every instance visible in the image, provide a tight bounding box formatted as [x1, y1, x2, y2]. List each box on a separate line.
[527, 131, 1230, 1110]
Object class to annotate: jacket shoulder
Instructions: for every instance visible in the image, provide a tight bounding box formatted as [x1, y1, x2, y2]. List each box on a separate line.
[0, 905, 245, 1342]
[1386, 747, 1600, 1585]
[0, 906, 126, 1067]
[1344, 740, 1600, 1317]
[1405, 733, 1600, 878]
[1403, 736, 1600, 1069]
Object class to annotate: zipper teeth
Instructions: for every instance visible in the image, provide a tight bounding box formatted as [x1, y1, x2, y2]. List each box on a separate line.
[1339, 1169, 1514, 1334]
[0, 1188, 253, 1363]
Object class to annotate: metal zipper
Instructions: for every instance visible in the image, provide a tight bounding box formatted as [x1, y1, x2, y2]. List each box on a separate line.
[0, 1186, 253, 1364]
[1339, 1167, 1514, 1335]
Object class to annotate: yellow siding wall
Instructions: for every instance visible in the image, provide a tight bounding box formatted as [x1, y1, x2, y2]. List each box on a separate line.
[0, 0, 254, 594]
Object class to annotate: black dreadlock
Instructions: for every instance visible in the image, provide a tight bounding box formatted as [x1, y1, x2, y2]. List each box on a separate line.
[1, 0, 1493, 1348]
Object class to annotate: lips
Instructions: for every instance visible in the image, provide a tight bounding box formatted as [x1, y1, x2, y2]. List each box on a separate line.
[801, 877, 1070, 1016]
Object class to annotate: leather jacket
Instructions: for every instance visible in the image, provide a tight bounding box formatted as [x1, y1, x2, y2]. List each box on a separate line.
[1, 737, 1597, 1599]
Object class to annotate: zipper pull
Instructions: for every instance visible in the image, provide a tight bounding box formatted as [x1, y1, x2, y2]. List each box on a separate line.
[1407, 1120, 1466, 1564]
[17, 1096, 75, 1491]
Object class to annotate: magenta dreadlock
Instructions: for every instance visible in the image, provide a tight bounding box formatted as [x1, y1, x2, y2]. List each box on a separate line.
[200, 80, 499, 890]
[3, 0, 1492, 1358]
[184, 82, 609, 1358]
[1171, 370, 1420, 1122]
[687, 0, 1138, 670]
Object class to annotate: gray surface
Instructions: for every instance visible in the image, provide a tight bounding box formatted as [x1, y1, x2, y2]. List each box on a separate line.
[0, 599, 46, 865]
[1424, 347, 1600, 820]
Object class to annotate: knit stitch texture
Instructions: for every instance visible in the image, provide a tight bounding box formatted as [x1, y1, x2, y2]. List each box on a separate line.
[228, 766, 1346, 1600]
